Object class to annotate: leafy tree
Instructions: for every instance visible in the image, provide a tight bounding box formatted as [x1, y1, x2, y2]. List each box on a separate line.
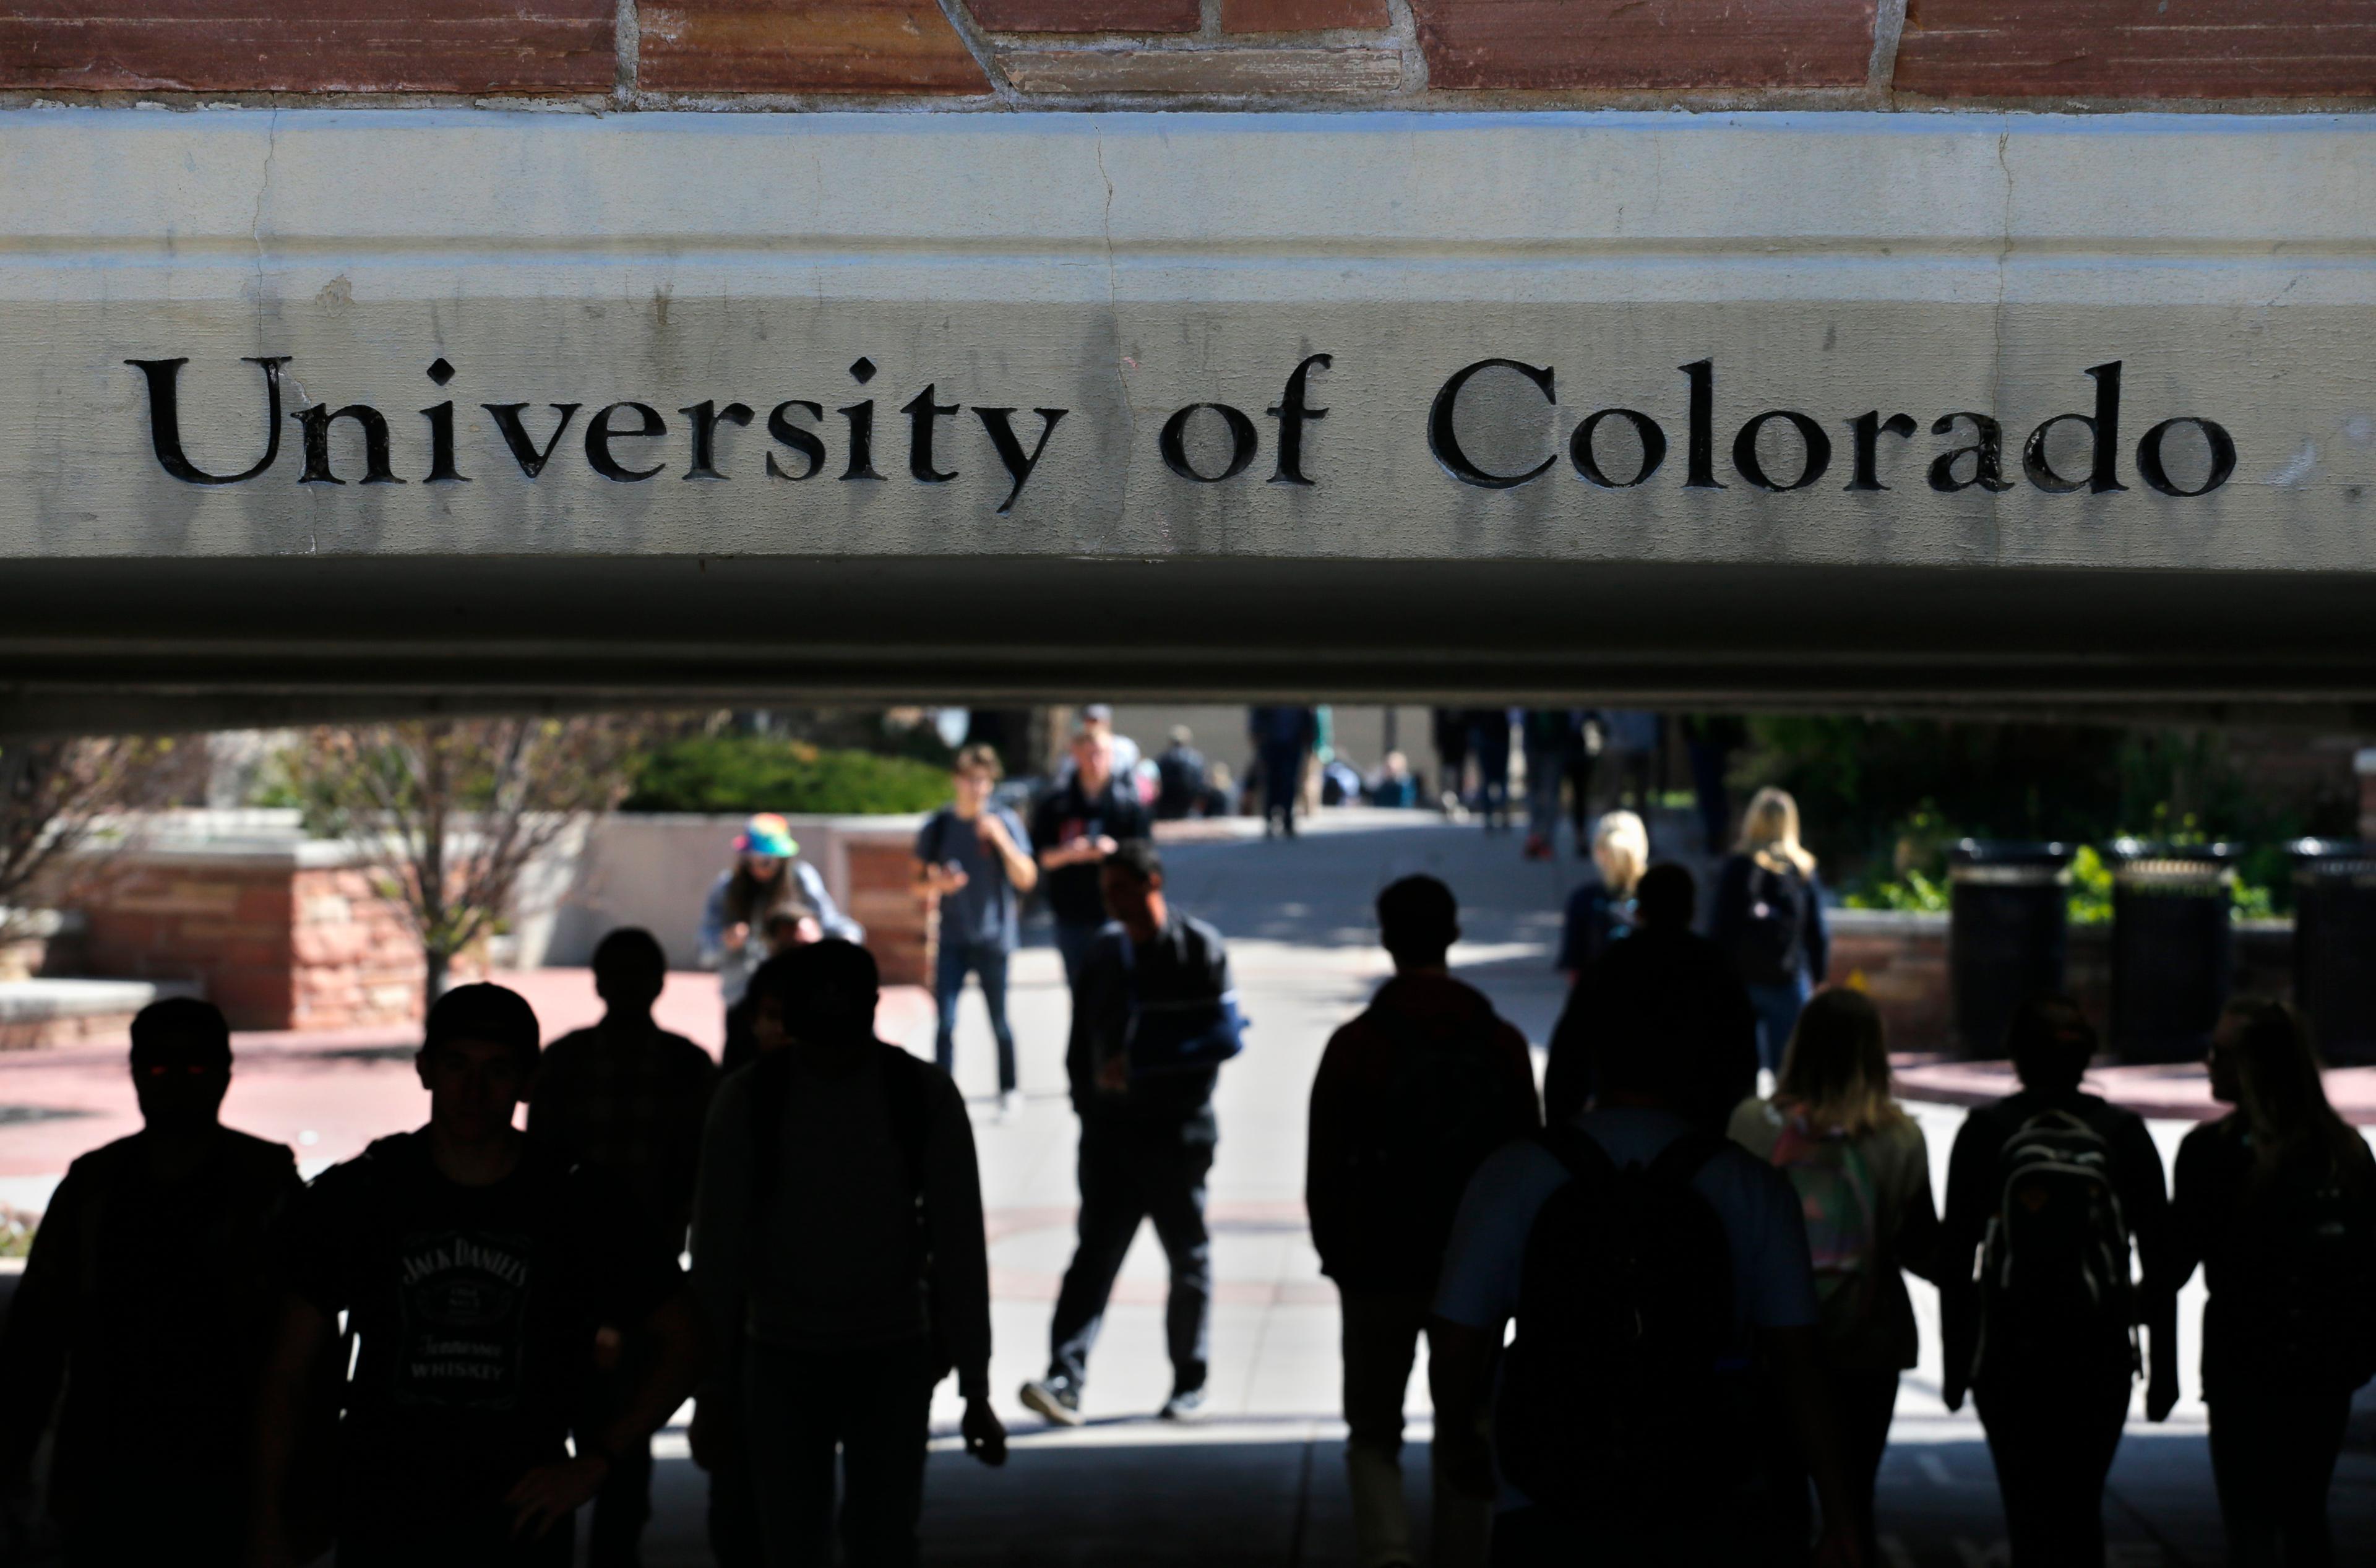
[277, 717, 648, 1012]
[0, 736, 196, 943]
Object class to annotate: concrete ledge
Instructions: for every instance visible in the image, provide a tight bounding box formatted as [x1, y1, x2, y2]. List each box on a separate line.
[0, 976, 199, 1050]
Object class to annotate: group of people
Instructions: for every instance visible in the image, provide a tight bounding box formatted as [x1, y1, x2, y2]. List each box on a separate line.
[0, 726, 2370, 1568]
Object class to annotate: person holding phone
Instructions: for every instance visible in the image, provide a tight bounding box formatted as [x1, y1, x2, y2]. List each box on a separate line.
[916, 744, 1038, 1115]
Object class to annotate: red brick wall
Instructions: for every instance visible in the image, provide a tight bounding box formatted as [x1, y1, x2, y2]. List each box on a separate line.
[73, 856, 421, 1030]
[6, 0, 2369, 102]
[843, 834, 932, 988]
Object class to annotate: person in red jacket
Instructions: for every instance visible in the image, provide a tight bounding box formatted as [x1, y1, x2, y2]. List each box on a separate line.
[1306, 876, 1539, 1568]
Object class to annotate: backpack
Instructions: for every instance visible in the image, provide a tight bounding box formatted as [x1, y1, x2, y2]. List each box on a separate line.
[1732, 861, 1807, 988]
[1974, 1109, 2137, 1379]
[1119, 929, 1247, 1079]
[1349, 1002, 1516, 1272]
[1496, 1127, 1751, 1519]
[1769, 1116, 1883, 1350]
[746, 1045, 954, 1384]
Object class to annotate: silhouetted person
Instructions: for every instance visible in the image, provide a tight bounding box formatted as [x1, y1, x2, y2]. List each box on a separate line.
[1248, 705, 1319, 838]
[0, 998, 298, 1568]
[1021, 842, 1240, 1424]
[722, 912, 825, 1075]
[1429, 932, 1861, 1566]
[1031, 722, 1152, 988]
[1556, 809, 1648, 983]
[689, 940, 1004, 1568]
[1730, 987, 1943, 1567]
[1940, 996, 2176, 1568]
[1155, 726, 1211, 820]
[250, 983, 704, 1568]
[1465, 709, 1512, 831]
[1521, 709, 1582, 861]
[1307, 876, 1539, 1568]
[1431, 707, 1471, 816]
[528, 928, 719, 1568]
[2157, 998, 2376, 1568]
[1713, 786, 1831, 1076]
[915, 744, 1038, 1115]
[1543, 863, 1756, 1131]
[700, 814, 862, 1033]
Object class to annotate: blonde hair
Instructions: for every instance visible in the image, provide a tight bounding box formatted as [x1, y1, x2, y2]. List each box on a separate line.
[1778, 986, 1904, 1137]
[1737, 786, 1816, 879]
[1591, 810, 1650, 897]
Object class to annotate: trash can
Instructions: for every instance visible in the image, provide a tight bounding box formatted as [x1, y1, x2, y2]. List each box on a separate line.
[2292, 839, 2376, 1065]
[2107, 840, 2236, 1064]
[1949, 841, 2074, 1059]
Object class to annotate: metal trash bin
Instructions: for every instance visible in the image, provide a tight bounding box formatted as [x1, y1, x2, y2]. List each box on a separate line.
[2107, 840, 2236, 1064]
[2292, 839, 2376, 1065]
[1949, 840, 2075, 1059]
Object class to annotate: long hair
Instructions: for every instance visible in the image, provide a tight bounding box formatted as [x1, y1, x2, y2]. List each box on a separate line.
[723, 859, 791, 924]
[2221, 998, 2370, 1191]
[1592, 809, 1650, 898]
[1776, 986, 1902, 1136]
[1737, 786, 1816, 879]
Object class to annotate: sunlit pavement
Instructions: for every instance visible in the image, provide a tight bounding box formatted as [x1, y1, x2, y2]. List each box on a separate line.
[0, 812, 2369, 1564]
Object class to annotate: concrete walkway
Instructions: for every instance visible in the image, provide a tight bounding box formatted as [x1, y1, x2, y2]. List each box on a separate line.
[0, 812, 2369, 1565]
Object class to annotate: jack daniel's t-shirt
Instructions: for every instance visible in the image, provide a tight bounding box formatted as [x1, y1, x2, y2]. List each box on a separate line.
[280, 1131, 682, 1538]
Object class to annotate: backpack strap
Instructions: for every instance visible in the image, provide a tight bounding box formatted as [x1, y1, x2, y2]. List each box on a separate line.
[1536, 1122, 1621, 1187]
[1645, 1128, 1728, 1188]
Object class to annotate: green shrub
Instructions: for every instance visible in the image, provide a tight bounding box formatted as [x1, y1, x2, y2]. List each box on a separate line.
[623, 736, 949, 816]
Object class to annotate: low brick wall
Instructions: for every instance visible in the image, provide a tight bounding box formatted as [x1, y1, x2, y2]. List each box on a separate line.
[1825, 909, 2296, 1056]
[70, 842, 422, 1032]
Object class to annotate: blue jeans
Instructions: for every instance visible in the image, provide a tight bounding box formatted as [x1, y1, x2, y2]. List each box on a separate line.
[1046, 1110, 1215, 1396]
[933, 938, 1016, 1093]
[1748, 976, 1812, 1075]
[1052, 918, 1103, 992]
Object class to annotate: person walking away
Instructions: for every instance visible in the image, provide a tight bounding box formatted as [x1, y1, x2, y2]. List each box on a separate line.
[915, 744, 1038, 1116]
[1465, 710, 1512, 832]
[1154, 726, 1211, 820]
[1431, 708, 1471, 817]
[249, 984, 704, 1568]
[1031, 722, 1153, 989]
[527, 928, 720, 1568]
[1247, 705, 1319, 838]
[700, 814, 862, 1033]
[1600, 710, 1661, 819]
[1429, 957, 1862, 1566]
[1020, 842, 1243, 1424]
[1939, 996, 2177, 1568]
[2156, 998, 2376, 1568]
[1729, 988, 1942, 1567]
[721, 908, 825, 1074]
[0, 999, 299, 1568]
[1520, 711, 1582, 861]
[1715, 786, 1831, 1077]
[1544, 863, 1756, 1129]
[1307, 876, 1539, 1568]
[689, 941, 1005, 1568]
[1682, 716, 1747, 856]
[1556, 809, 1649, 984]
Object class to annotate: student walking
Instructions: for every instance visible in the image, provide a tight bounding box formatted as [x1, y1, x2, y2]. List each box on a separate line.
[690, 941, 1005, 1568]
[0, 999, 300, 1568]
[527, 927, 719, 1568]
[1543, 862, 1757, 1131]
[1465, 709, 1512, 832]
[1022, 842, 1242, 1425]
[1307, 876, 1540, 1568]
[700, 813, 863, 1028]
[1521, 710, 1582, 861]
[1730, 987, 1942, 1567]
[1248, 704, 1320, 838]
[1715, 786, 1831, 1075]
[1031, 722, 1153, 988]
[1940, 996, 2177, 1568]
[1556, 809, 1648, 983]
[915, 744, 1038, 1113]
[2158, 999, 2376, 1568]
[1429, 956, 1862, 1566]
[250, 984, 704, 1568]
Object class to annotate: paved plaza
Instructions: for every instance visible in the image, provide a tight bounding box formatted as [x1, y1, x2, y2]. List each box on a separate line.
[0, 815, 2369, 1565]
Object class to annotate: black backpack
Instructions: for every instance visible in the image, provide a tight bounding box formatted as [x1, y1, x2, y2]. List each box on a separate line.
[1974, 1109, 2137, 1379]
[1496, 1127, 1751, 1518]
[1732, 861, 1807, 988]
[1351, 1002, 1516, 1269]
[746, 1044, 953, 1384]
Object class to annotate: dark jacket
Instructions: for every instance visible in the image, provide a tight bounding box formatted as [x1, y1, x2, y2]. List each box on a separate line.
[1543, 926, 1757, 1131]
[1940, 1087, 2170, 1398]
[1711, 853, 1830, 990]
[1067, 912, 1233, 1124]
[1306, 973, 1540, 1293]
[1030, 774, 1153, 928]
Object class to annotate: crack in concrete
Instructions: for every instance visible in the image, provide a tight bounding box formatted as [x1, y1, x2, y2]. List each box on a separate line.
[1093, 124, 1141, 540]
[1986, 121, 2014, 567]
[249, 105, 278, 351]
